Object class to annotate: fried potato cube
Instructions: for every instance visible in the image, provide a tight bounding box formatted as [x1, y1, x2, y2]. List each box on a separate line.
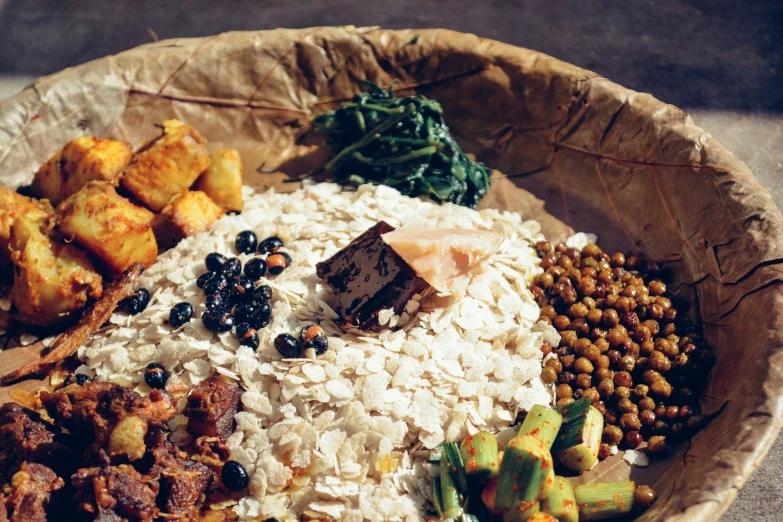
[31, 136, 133, 206]
[193, 149, 244, 212]
[121, 120, 211, 212]
[0, 186, 53, 270]
[152, 191, 224, 249]
[56, 181, 158, 277]
[9, 215, 103, 326]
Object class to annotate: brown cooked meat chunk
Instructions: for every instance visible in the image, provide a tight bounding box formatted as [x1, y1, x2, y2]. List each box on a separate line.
[185, 376, 243, 440]
[195, 436, 232, 463]
[72, 452, 159, 522]
[1, 463, 64, 522]
[41, 382, 177, 449]
[0, 404, 55, 484]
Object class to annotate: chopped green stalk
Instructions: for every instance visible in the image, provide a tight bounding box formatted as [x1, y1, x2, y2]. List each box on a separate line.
[460, 431, 500, 483]
[541, 476, 579, 522]
[429, 444, 444, 463]
[460, 515, 480, 522]
[574, 481, 636, 521]
[551, 397, 592, 453]
[495, 435, 554, 510]
[442, 441, 469, 493]
[528, 513, 559, 522]
[518, 404, 563, 450]
[440, 451, 465, 518]
[501, 500, 540, 522]
[432, 475, 444, 517]
[554, 406, 604, 472]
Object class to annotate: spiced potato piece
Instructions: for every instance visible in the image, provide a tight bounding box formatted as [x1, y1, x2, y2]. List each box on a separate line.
[0, 186, 53, 270]
[9, 214, 103, 326]
[121, 120, 211, 212]
[56, 181, 157, 277]
[31, 136, 132, 206]
[193, 149, 243, 213]
[152, 191, 224, 249]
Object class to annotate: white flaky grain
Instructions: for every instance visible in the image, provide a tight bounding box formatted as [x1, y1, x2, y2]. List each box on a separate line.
[79, 183, 556, 520]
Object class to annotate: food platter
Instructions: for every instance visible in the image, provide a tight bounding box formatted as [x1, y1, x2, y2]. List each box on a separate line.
[0, 26, 782, 521]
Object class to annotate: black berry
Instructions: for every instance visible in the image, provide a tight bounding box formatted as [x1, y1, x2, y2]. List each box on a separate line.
[144, 363, 167, 389]
[231, 302, 256, 324]
[228, 276, 254, 303]
[244, 257, 267, 281]
[252, 285, 273, 303]
[205, 253, 227, 272]
[258, 236, 284, 254]
[248, 301, 272, 330]
[235, 231, 258, 255]
[221, 460, 249, 491]
[203, 275, 228, 296]
[274, 333, 301, 358]
[309, 335, 329, 356]
[202, 310, 234, 333]
[75, 374, 91, 385]
[124, 288, 151, 315]
[205, 293, 225, 311]
[236, 323, 260, 350]
[221, 257, 242, 278]
[197, 271, 218, 289]
[169, 302, 193, 328]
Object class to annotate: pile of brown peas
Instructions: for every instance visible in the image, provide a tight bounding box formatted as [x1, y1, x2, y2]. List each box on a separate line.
[532, 241, 714, 458]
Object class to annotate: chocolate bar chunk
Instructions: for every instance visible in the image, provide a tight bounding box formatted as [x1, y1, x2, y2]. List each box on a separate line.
[316, 221, 430, 332]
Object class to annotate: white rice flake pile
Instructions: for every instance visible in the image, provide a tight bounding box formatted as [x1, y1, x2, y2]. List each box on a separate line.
[79, 183, 559, 521]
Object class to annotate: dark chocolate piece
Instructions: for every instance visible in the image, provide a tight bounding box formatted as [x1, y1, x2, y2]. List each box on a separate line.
[316, 221, 430, 332]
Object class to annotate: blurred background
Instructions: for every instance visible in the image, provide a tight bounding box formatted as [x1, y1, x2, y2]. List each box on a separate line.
[0, 1, 781, 519]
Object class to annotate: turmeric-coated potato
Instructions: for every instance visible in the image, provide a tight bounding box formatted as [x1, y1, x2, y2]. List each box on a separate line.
[193, 149, 243, 212]
[152, 191, 224, 249]
[121, 120, 211, 212]
[31, 136, 132, 206]
[9, 214, 103, 326]
[56, 181, 158, 277]
[0, 186, 53, 270]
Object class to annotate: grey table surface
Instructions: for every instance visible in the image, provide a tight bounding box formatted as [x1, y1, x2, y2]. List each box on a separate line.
[0, 1, 781, 519]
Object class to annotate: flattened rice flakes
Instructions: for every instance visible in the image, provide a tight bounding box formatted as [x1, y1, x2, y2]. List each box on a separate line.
[79, 183, 557, 520]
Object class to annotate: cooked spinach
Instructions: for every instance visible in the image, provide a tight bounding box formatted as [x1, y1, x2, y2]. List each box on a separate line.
[313, 84, 491, 209]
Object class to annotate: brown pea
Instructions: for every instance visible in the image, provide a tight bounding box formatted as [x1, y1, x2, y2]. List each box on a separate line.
[610, 252, 626, 267]
[642, 319, 660, 336]
[569, 303, 589, 319]
[687, 415, 706, 432]
[640, 410, 656, 427]
[664, 308, 678, 323]
[649, 280, 667, 296]
[539, 316, 553, 326]
[654, 404, 666, 417]
[571, 318, 590, 336]
[597, 379, 615, 399]
[613, 297, 632, 314]
[590, 327, 608, 340]
[640, 340, 655, 356]
[559, 371, 576, 385]
[625, 255, 643, 270]
[598, 443, 612, 460]
[664, 406, 680, 420]
[594, 338, 610, 353]
[598, 269, 614, 285]
[625, 430, 643, 448]
[636, 356, 649, 371]
[583, 257, 600, 269]
[612, 386, 631, 401]
[607, 350, 622, 365]
[647, 435, 668, 456]
[594, 400, 607, 415]
[622, 312, 640, 330]
[602, 308, 620, 327]
[659, 339, 679, 358]
[638, 397, 656, 411]
[603, 425, 624, 445]
[565, 247, 581, 262]
[550, 266, 565, 278]
[582, 243, 602, 258]
[575, 374, 592, 390]
[574, 357, 594, 374]
[633, 325, 652, 343]
[643, 369, 662, 384]
[559, 255, 574, 270]
[595, 354, 610, 369]
[540, 305, 557, 320]
[649, 351, 669, 372]
[573, 338, 592, 356]
[678, 405, 694, 419]
[649, 303, 665, 320]
[654, 419, 670, 434]
[560, 330, 578, 347]
[560, 355, 575, 370]
[619, 355, 636, 372]
[538, 272, 555, 288]
[604, 409, 618, 425]
[541, 366, 558, 384]
[553, 315, 571, 330]
[587, 308, 603, 324]
[582, 388, 600, 403]
[540, 253, 558, 269]
[617, 398, 638, 415]
[555, 384, 573, 400]
[607, 326, 628, 347]
[634, 485, 656, 507]
[540, 341, 553, 357]
[650, 379, 673, 399]
[581, 267, 598, 279]
[656, 297, 672, 311]
[633, 384, 649, 399]
[595, 368, 614, 381]
[536, 241, 553, 254]
[556, 397, 575, 408]
[584, 344, 602, 363]
[578, 277, 597, 297]
[620, 413, 642, 431]
[626, 342, 641, 358]
[614, 371, 633, 388]
[545, 358, 563, 373]
[670, 422, 687, 440]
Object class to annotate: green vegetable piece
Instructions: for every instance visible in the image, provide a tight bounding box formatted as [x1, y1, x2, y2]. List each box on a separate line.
[555, 406, 604, 473]
[495, 435, 554, 510]
[551, 397, 592, 453]
[518, 404, 564, 450]
[432, 475, 445, 517]
[442, 441, 469, 494]
[501, 500, 541, 522]
[574, 481, 636, 521]
[541, 476, 579, 522]
[440, 449, 465, 518]
[459, 431, 500, 484]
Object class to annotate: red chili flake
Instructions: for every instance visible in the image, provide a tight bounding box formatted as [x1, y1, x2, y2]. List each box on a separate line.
[531, 427, 541, 435]
[620, 501, 627, 508]
[541, 460, 550, 469]
[469, 447, 477, 456]
[599, 501, 606, 507]
[513, 485, 520, 492]
[468, 460, 477, 470]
